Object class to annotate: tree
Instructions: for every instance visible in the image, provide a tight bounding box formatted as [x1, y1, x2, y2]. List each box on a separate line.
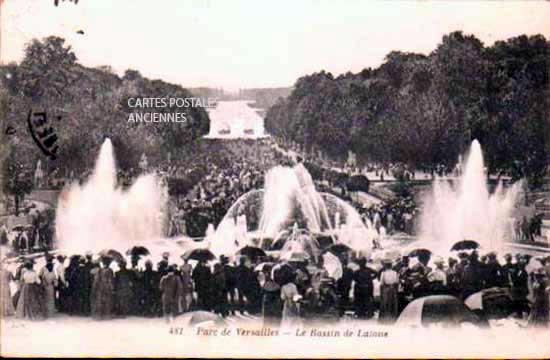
[263, 31, 549, 186]
[18, 36, 78, 102]
[2, 146, 34, 216]
[1, 37, 211, 184]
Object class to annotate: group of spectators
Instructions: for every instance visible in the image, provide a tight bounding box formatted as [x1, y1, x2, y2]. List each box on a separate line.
[2, 248, 548, 328]
[1, 210, 55, 254]
[166, 141, 294, 238]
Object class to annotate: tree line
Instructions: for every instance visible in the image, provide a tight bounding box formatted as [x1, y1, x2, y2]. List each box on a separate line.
[1, 36, 210, 211]
[264, 32, 550, 187]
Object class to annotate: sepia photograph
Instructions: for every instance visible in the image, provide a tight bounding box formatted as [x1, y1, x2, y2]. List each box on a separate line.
[0, 0, 549, 358]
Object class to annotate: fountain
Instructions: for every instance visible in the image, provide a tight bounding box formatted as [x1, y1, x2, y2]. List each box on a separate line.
[418, 140, 522, 253]
[55, 139, 171, 256]
[210, 164, 377, 257]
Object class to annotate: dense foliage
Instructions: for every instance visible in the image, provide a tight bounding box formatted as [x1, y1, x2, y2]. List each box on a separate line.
[0, 36, 210, 181]
[265, 32, 550, 187]
[2, 145, 34, 215]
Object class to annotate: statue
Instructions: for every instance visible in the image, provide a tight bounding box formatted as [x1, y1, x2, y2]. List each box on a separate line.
[139, 153, 148, 172]
[34, 160, 44, 188]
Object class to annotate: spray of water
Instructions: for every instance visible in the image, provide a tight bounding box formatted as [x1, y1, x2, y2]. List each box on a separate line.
[210, 164, 376, 256]
[55, 139, 168, 255]
[419, 140, 521, 253]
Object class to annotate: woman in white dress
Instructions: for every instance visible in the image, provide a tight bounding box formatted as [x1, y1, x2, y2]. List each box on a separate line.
[280, 278, 301, 329]
[16, 262, 45, 320]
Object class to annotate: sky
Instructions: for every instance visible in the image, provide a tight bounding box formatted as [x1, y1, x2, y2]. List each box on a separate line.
[2, 0, 550, 91]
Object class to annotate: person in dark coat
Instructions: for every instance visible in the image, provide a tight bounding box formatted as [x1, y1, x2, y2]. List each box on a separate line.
[212, 263, 228, 317]
[445, 257, 460, 297]
[501, 254, 514, 288]
[235, 257, 252, 313]
[261, 265, 282, 326]
[479, 255, 489, 287]
[246, 270, 263, 315]
[91, 257, 115, 320]
[131, 266, 143, 315]
[159, 265, 182, 322]
[140, 260, 160, 317]
[353, 258, 378, 318]
[510, 254, 530, 318]
[64, 255, 81, 315]
[460, 252, 483, 300]
[336, 258, 353, 314]
[71, 258, 90, 315]
[114, 259, 135, 317]
[221, 256, 237, 314]
[80, 253, 94, 315]
[527, 268, 549, 328]
[192, 260, 212, 310]
[484, 252, 504, 288]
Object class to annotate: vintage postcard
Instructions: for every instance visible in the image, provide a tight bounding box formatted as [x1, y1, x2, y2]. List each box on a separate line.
[0, 0, 549, 358]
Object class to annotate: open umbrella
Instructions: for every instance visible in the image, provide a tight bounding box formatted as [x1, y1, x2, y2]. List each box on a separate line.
[10, 226, 27, 232]
[182, 248, 215, 262]
[451, 240, 480, 251]
[99, 249, 124, 262]
[323, 243, 352, 255]
[178, 311, 227, 327]
[408, 248, 432, 259]
[396, 295, 487, 328]
[126, 246, 150, 257]
[237, 246, 266, 259]
[465, 287, 514, 319]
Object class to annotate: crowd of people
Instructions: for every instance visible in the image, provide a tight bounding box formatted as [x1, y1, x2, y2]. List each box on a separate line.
[1, 247, 548, 328]
[166, 141, 294, 238]
[1, 138, 548, 330]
